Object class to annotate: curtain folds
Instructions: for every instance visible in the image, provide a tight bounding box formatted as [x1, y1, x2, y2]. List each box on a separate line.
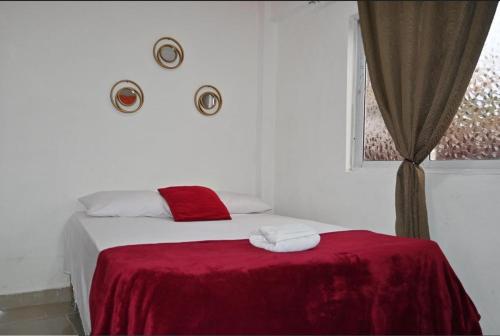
[358, 1, 497, 238]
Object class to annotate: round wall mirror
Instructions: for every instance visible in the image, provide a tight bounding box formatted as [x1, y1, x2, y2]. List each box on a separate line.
[194, 85, 222, 116]
[117, 88, 138, 106]
[153, 37, 184, 69]
[110, 80, 144, 113]
[159, 45, 178, 63]
[200, 92, 217, 109]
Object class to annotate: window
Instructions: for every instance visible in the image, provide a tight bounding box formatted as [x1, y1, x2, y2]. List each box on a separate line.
[348, 13, 500, 171]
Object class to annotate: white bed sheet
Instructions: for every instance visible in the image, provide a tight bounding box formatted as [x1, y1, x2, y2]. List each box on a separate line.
[63, 212, 347, 334]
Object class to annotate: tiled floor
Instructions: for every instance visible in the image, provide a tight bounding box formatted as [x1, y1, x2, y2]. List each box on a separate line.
[0, 302, 84, 335]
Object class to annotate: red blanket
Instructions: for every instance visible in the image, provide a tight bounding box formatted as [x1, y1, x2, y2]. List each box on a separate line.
[90, 230, 481, 335]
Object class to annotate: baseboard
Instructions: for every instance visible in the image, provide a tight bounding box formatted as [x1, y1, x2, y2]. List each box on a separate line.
[0, 287, 73, 309]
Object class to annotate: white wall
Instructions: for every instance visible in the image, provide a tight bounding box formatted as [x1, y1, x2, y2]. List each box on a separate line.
[257, 2, 278, 207]
[0, 1, 261, 294]
[271, 1, 500, 334]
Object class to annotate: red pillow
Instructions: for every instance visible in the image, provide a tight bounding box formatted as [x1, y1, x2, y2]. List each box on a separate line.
[158, 186, 231, 222]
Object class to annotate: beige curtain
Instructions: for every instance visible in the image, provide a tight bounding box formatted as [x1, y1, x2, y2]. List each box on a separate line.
[358, 1, 497, 239]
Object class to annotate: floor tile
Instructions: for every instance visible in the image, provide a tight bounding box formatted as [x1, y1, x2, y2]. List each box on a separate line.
[66, 312, 84, 336]
[0, 315, 76, 335]
[0, 288, 72, 310]
[0, 302, 73, 324]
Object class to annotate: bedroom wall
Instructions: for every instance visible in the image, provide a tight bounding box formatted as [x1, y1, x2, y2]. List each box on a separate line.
[0, 1, 261, 294]
[270, 1, 500, 334]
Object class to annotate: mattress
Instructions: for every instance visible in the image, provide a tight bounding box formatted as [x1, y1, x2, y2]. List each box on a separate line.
[63, 212, 347, 334]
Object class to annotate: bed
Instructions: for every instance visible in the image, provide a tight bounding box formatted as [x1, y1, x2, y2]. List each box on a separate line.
[64, 212, 481, 335]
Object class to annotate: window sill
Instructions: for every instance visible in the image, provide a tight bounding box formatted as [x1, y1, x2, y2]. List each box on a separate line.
[424, 166, 500, 175]
[350, 160, 500, 175]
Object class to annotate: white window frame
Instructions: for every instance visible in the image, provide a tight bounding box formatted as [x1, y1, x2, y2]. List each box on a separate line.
[346, 15, 500, 175]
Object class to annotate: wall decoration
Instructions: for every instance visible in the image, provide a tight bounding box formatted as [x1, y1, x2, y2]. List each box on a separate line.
[194, 85, 222, 116]
[110, 80, 144, 113]
[153, 37, 184, 69]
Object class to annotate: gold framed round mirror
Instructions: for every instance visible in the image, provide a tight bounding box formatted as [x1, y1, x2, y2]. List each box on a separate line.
[110, 80, 144, 113]
[194, 85, 222, 116]
[159, 45, 178, 63]
[117, 87, 138, 106]
[200, 92, 217, 109]
[153, 37, 184, 69]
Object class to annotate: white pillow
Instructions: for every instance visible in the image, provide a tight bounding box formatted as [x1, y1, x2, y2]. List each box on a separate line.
[216, 191, 272, 214]
[79, 191, 171, 218]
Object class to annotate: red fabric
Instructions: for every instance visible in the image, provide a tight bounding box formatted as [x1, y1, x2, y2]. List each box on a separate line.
[90, 231, 481, 335]
[158, 186, 231, 222]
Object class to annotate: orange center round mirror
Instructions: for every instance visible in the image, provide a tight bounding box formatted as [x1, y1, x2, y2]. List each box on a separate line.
[117, 88, 137, 106]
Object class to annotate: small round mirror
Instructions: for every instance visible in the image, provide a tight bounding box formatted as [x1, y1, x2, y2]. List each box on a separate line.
[200, 92, 217, 110]
[194, 85, 222, 116]
[153, 37, 184, 69]
[159, 45, 178, 63]
[117, 87, 137, 106]
[110, 80, 144, 113]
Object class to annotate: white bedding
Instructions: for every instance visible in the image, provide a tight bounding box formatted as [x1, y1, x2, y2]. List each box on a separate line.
[63, 212, 347, 334]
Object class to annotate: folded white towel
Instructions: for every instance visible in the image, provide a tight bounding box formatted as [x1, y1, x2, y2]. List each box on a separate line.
[249, 233, 320, 252]
[259, 223, 318, 243]
[249, 224, 320, 252]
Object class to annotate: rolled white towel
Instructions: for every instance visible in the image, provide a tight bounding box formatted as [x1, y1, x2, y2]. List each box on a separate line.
[259, 223, 318, 243]
[249, 233, 320, 252]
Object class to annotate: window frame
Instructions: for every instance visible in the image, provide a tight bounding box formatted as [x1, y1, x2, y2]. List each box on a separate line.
[346, 15, 500, 175]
